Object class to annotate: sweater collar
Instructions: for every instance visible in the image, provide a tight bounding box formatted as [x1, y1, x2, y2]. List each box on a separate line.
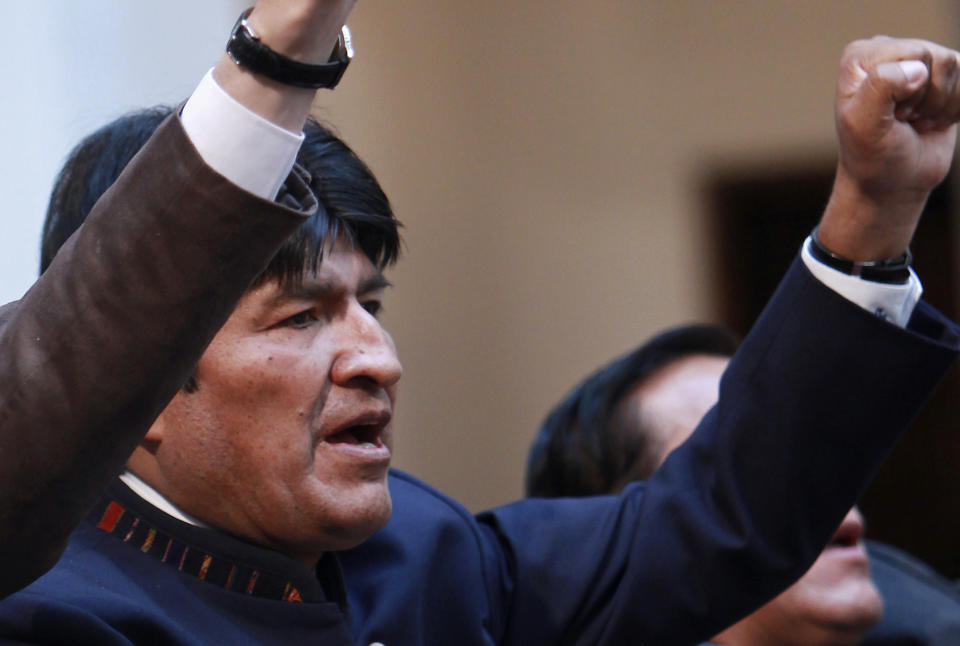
[88, 478, 348, 608]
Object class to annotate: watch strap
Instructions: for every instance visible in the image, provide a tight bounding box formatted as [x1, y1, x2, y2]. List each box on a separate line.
[809, 227, 913, 284]
[226, 9, 353, 90]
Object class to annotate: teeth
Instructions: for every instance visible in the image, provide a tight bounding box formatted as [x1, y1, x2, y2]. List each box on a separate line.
[359, 442, 376, 448]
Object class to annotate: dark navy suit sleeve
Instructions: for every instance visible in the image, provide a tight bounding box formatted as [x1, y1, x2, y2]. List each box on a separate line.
[477, 257, 959, 645]
[341, 256, 959, 646]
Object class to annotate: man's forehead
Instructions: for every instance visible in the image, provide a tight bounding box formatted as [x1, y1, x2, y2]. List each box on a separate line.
[636, 355, 728, 409]
[631, 355, 729, 434]
[274, 250, 389, 302]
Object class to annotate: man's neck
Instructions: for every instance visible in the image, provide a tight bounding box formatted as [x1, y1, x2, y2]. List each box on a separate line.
[118, 470, 324, 570]
[118, 470, 210, 528]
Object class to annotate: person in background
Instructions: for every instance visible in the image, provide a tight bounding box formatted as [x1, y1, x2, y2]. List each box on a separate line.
[527, 323, 960, 646]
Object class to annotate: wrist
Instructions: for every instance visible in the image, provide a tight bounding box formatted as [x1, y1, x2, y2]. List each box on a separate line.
[227, 9, 353, 90]
[809, 227, 912, 284]
[245, 3, 349, 63]
[211, 57, 315, 134]
[817, 164, 926, 261]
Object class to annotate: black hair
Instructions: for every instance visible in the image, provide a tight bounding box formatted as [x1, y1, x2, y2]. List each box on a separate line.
[525, 324, 741, 498]
[254, 117, 400, 287]
[40, 106, 401, 284]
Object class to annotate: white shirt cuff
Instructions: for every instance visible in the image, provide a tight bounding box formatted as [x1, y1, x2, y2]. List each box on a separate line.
[801, 236, 922, 328]
[180, 69, 304, 201]
[119, 471, 208, 528]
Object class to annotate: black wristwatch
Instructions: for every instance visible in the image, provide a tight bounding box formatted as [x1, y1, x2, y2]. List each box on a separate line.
[809, 227, 913, 284]
[226, 8, 354, 89]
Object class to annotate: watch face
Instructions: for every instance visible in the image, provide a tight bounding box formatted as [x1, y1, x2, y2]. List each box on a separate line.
[239, 14, 258, 41]
[341, 26, 354, 61]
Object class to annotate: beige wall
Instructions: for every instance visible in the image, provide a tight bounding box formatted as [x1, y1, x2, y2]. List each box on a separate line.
[318, 1, 958, 511]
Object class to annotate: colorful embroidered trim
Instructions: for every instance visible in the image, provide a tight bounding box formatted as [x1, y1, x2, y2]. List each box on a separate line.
[90, 498, 303, 603]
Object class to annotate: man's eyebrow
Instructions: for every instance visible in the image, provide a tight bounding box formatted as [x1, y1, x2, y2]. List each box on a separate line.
[359, 273, 392, 294]
[273, 272, 392, 304]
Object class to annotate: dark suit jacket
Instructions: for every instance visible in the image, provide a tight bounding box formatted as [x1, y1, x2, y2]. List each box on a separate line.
[340, 259, 960, 646]
[0, 115, 315, 597]
[0, 479, 357, 645]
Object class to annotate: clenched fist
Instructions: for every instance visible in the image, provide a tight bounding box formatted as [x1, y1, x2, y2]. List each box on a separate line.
[819, 37, 960, 261]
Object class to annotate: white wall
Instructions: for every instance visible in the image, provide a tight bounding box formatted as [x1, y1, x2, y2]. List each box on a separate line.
[0, 1, 244, 302]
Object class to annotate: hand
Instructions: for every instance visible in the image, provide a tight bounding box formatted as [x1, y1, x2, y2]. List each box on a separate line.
[211, 0, 358, 133]
[818, 37, 960, 260]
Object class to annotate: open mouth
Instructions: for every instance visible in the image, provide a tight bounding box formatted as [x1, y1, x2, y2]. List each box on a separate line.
[827, 514, 864, 549]
[325, 424, 384, 448]
[828, 532, 860, 548]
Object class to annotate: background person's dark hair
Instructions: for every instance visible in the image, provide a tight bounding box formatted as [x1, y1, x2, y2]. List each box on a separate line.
[41, 106, 401, 282]
[525, 324, 741, 498]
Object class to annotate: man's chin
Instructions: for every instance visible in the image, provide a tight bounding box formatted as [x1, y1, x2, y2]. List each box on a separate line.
[320, 486, 393, 552]
[822, 590, 884, 634]
[791, 578, 884, 640]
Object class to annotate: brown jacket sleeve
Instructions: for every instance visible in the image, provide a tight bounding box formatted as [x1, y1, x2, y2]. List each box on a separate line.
[0, 114, 315, 597]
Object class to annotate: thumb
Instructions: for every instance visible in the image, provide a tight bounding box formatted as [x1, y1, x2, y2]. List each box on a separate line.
[846, 59, 929, 129]
[875, 59, 929, 100]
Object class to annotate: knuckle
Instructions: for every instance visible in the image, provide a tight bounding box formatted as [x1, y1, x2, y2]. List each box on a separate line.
[942, 54, 959, 77]
[841, 38, 871, 62]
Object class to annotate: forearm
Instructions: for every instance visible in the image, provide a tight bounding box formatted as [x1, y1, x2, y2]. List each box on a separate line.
[0, 116, 313, 597]
[619, 259, 957, 643]
[490, 260, 958, 646]
[817, 164, 929, 261]
[0, 0, 356, 596]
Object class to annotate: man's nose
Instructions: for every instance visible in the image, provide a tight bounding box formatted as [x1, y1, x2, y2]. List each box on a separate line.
[845, 506, 866, 530]
[330, 304, 403, 389]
